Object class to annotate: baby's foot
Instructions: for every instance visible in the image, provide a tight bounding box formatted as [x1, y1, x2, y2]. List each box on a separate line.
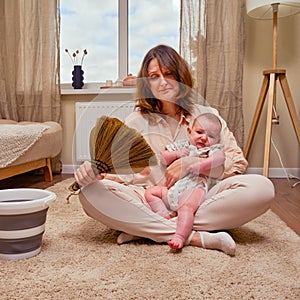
[168, 234, 185, 249]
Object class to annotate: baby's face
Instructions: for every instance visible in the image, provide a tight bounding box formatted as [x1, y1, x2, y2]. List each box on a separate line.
[188, 119, 221, 148]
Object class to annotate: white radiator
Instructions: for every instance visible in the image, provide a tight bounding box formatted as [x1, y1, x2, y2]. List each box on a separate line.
[75, 101, 135, 161]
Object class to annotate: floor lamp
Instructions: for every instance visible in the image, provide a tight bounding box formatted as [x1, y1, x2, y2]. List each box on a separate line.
[245, 0, 300, 177]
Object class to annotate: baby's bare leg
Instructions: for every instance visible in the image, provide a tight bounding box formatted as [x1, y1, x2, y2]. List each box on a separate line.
[168, 188, 205, 249]
[145, 186, 170, 219]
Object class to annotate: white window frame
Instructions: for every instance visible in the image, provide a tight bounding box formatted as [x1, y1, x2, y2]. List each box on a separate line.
[119, 0, 128, 81]
[61, 0, 129, 92]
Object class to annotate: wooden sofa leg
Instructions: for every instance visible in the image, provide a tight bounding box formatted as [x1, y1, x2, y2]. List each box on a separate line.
[44, 158, 53, 182]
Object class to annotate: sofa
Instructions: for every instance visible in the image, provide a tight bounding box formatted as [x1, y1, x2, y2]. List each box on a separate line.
[0, 120, 62, 182]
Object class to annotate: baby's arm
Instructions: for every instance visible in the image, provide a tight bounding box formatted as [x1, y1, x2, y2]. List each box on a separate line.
[188, 148, 225, 178]
[160, 148, 190, 166]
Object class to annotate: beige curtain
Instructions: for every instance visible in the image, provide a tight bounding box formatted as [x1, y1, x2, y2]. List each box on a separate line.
[180, 0, 245, 147]
[0, 0, 61, 123]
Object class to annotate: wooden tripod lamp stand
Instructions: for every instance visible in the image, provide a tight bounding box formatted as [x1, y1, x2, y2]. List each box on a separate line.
[245, 0, 300, 177]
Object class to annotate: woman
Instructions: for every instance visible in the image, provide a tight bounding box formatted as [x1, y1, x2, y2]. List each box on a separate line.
[75, 45, 274, 256]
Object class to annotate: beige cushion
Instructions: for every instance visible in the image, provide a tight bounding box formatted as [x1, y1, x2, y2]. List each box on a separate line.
[0, 120, 62, 167]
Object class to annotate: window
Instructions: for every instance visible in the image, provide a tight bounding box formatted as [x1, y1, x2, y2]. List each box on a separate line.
[128, 0, 180, 76]
[60, 0, 180, 84]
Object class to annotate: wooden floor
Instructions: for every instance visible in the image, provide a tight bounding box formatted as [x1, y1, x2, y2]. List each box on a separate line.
[0, 172, 299, 236]
[269, 177, 300, 236]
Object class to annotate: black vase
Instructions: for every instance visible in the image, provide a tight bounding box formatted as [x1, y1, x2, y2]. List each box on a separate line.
[72, 65, 84, 89]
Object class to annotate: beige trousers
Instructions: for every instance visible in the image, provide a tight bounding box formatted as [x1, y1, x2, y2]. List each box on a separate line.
[79, 174, 275, 243]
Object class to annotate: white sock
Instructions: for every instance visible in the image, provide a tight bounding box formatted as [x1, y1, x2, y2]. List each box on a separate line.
[117, 232, 141, 245]
[199, 231, 236, 256]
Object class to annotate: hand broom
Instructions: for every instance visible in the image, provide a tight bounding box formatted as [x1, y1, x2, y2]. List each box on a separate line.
[67, 115, 157, 198]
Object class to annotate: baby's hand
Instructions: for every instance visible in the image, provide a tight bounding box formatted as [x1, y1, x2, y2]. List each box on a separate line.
[160, 148, 190, 166]
[178, 147, 190, 158]
[140, 166, 151, 175]
[160, 154, 169, 166]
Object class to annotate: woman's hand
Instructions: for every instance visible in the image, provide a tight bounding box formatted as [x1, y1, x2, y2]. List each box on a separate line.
[165, 156, 199, 188]
[74, 161, 104, 187]
[165, 155, 224, 188]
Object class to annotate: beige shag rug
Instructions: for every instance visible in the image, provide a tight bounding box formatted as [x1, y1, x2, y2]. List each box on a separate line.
[1, 178, 299, 300]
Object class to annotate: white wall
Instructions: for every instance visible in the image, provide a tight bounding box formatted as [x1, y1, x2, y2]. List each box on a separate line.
[243, 13, 300, 176]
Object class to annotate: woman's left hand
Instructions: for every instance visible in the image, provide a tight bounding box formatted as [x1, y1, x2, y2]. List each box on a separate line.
[165, 156, 199, 188]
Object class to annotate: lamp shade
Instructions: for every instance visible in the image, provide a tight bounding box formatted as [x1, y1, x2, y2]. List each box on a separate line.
[246, 0, 300, 19]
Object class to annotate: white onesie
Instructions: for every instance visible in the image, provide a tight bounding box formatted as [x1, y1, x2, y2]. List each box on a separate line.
[166, 140, 222, 211]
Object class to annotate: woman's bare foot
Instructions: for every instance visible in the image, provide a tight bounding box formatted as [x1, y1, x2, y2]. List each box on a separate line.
[189, 231, 236, 256]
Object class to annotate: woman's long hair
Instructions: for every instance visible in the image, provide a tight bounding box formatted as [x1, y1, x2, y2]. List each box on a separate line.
[135, 45, 194, 116]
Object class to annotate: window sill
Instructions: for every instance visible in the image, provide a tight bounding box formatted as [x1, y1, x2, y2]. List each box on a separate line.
[60, 82, 136, 95]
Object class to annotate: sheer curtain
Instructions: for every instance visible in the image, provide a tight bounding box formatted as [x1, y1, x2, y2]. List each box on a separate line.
[0, 0, 61, 123]
[180, 0, 245, 147]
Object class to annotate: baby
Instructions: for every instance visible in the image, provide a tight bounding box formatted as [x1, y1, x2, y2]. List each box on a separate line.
[145, 113, 225, 249]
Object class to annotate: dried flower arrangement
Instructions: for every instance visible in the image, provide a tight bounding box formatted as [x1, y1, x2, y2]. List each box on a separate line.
[65, 49, 88, 66]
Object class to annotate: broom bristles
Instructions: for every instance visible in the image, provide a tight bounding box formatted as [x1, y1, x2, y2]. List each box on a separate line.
[90, 116, 157, 174]
[68, 116, 157, 193]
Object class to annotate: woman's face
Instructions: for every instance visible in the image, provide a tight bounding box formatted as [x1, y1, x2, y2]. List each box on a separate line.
[147, 58, 180, 103]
